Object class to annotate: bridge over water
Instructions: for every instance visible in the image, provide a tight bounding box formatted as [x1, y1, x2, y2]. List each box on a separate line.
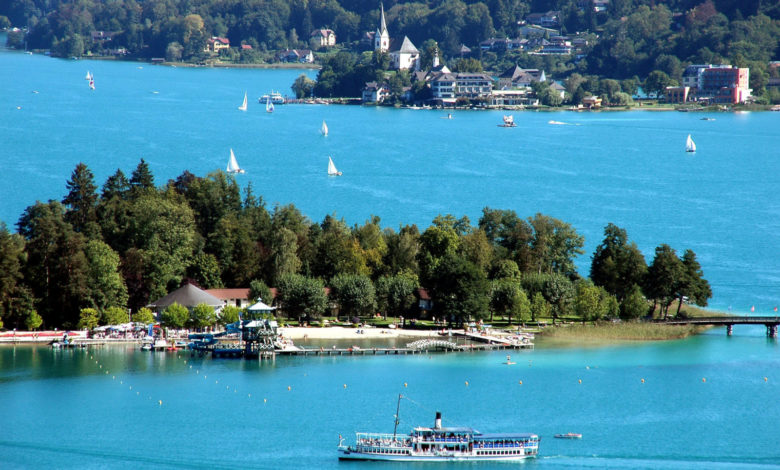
[657, 316, 780, 337]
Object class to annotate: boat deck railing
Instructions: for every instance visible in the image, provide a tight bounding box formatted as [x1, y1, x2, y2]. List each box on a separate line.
[356, 433, 411, 448]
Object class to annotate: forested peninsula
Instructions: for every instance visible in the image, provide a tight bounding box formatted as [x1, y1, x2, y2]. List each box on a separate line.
[0, 162, 711, 331]
[2, 0, 780, 104]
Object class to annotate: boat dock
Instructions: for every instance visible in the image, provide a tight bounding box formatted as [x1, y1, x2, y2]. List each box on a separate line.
[277, 340, 533, 357]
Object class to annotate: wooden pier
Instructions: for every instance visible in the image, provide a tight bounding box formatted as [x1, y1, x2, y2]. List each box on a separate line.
[276, 342, 533, 356]
[657, 316, 780, 337]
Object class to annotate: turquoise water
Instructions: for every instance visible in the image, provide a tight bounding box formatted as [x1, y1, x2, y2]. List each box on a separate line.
[2, 327, 780, 469]
[2, 50, 780, 312]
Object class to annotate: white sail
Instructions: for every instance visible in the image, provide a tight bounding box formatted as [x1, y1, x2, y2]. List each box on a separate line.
[227, 148, 245, 174]
[327, 156, 341, 176]
[321, 120, 329, 136]
[238, 91, 248, 111]
[85, 71, 92, 80]
[266, 96, 274, 113]
[686, 134, 696, 152]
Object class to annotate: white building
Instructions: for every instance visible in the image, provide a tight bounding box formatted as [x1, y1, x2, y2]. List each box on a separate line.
[391, 36, 420, 71]
[375, 3, 390, 52]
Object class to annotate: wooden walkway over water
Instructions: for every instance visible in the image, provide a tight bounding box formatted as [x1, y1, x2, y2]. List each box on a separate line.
[657, 316, 780, 337]
[276, 342, 533, 356]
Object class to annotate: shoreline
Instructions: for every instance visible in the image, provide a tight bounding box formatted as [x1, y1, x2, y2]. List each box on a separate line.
[278, 326, 438, 340]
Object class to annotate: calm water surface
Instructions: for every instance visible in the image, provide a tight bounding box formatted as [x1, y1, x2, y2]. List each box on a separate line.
[2, 327, 780, 469]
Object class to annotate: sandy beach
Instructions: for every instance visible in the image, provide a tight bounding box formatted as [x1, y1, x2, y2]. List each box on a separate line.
[278, 326, 439, 340]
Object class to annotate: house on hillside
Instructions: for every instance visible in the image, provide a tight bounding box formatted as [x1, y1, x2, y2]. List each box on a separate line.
[205, 37, 230, 53]
[498, 65, 546, 89]
[311, 29, 336, 47]
[525, 11, 561, 28]
[371, 2, 419, 70]
[277, 49, 314, 63]
[362, 81, 390, 103]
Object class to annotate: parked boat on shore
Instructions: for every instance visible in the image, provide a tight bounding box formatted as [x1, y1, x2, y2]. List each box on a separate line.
[338, 395, 539, 461]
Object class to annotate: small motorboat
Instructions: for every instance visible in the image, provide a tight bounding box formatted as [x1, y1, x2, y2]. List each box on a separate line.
[554, 433, 582, 439]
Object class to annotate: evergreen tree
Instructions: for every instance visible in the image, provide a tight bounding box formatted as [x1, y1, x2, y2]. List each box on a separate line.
[62, 162, 98, 235]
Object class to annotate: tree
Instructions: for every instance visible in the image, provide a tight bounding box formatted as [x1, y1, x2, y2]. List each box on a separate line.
[249, 279, 273, 304]
[291, 73, 316, 98]
[188, 252, 223, 289]
[330, 274, 376, 321]
[219, 305, 241, 325]
[276, 274, 327, 321]
[190, 303, 216, 329]
[62, 162, 98, 235]
[429, 253, 490, 325]
[0, 223, 26, 326]
[644, 244, 683, 318]
[133, 307, 155, 324]
[490, 278, 529, 325]
[78, 308, 100, 330]
[102, 306, 129, 325]
[675, 249, 712, 315]
[129, 158, 155, 195]
[166, 41, 183, 62]
[620, 284, 647, 320]
[375, 273, 418, 318]
[530, 291, 551, 322]
[84, 239, 128, 312]
[590, 223, 647, 301]
[643, 70, 675, 99]
[25, 310, 43, 331]
[270, 227, 302, 284]
[161, 302, 189, 329]
[528, 213, 584, 277]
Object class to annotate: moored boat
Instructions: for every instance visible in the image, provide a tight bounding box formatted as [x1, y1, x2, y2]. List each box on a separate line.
[554, 432, 582, 439]
[259, 91, 285, 105]
[338, 395, 539, 461]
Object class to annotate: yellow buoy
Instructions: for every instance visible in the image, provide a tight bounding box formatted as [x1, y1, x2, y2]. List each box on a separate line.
[702, 378, 706, 383]
[465, 381, 469, 386]
[404, 382, 408, 388]
[343, 384, 347, 389]
[287, 386, 291, 391]
[578, 379, 582, 384]
[518, 380, 523, 385]
[641, 378, 645, 383]
[764, 377, 768, 382]
[159, 400, 162, 406]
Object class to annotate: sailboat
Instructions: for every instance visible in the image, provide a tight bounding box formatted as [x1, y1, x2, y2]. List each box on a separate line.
[327, 156, 342, 176]
[238, 91, 248, 111]
[266, 96, 274, 113]
[685, 134, 696, 153]
[85, 71, 92, 81]
[226, 148, 245, 174]
[321, 120, 329, 136]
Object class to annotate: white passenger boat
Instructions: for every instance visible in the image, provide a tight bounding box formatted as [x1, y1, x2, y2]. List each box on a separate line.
[259, 91, 284, 105]
[338, 395, 539, 461]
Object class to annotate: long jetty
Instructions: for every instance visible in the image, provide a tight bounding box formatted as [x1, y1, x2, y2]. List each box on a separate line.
[657, 316, 780, 337]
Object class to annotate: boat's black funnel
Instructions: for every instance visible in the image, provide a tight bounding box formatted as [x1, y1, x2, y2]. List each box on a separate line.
[435, 411, 442, 429]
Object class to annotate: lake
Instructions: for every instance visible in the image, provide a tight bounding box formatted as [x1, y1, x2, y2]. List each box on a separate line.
[2, 49, 779, 313]
[2, 328, 780, 469]
[3, 47, 780, 469]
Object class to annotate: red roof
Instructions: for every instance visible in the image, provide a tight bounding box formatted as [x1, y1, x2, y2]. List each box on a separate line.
[241, 44, 252, 50]
[208, 37, 230, 45]
[205, 288, 250, 300]
[417, 288, 431, 300]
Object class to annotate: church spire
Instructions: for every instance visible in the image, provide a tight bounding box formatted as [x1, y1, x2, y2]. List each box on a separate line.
[379, 2, 388, 36]
[375, 2, 390, 52]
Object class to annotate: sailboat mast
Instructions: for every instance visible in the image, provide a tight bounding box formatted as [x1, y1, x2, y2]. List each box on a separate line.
[392, 394, 403, 440]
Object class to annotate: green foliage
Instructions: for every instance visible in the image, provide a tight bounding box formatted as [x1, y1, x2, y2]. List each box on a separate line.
[620, 284, 647, 320]
[330, 274, 376, 320]
[84, 239, 128, 312]
[644, 244, 684, 316]
[490, 278, 529, 325]
[276, 273, 328, 320]
[375, 273, 418, 318]
[102, 306, 128, 325]
[219, 305, 241, 325]
[62, 162, 98, 236]
[133, 307, 156, 324]
[78, 308, 100, 330]
[190, 303, 216, 329]
[590, 223, 647, 301]
[530, 291, 551, 322]
[292, 73, 316, 99]
[188, 253, 223, 289]
[161, 303, 189, 329]
[0, 223, 26, 324]
[429, 253, 490, 324]
[249, 279, 273, 304]
[25, 310, 42, 331]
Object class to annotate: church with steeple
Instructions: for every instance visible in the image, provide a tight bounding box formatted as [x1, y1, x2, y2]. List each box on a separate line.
[373, 2, 419, 71]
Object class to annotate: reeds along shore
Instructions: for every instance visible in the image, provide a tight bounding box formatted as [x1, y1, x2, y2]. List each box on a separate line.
[538, 322, 709, 341]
